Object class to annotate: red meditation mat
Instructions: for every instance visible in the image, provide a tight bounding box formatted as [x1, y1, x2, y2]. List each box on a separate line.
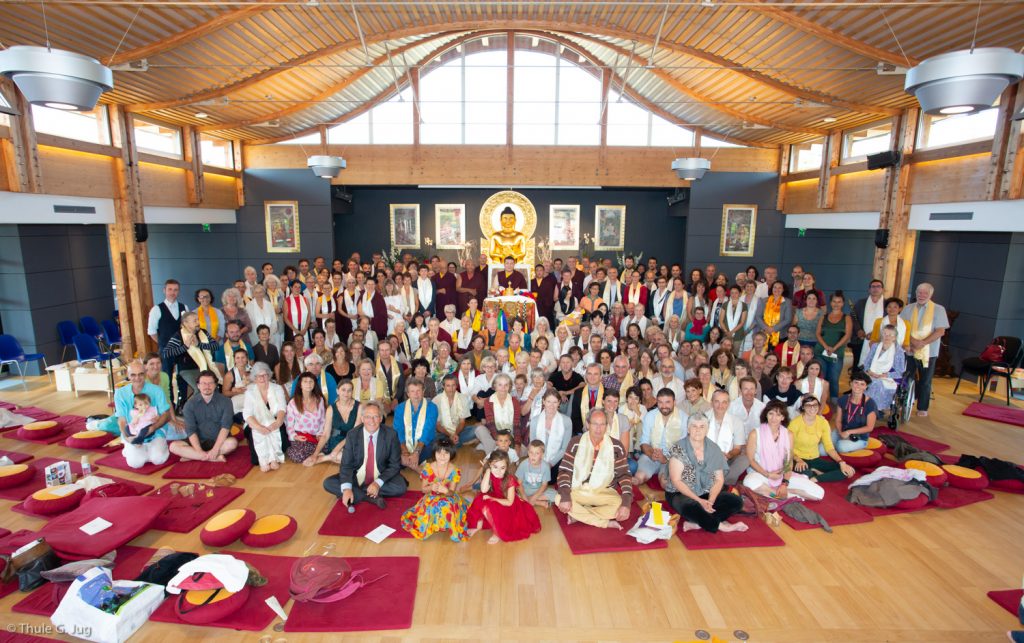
[963, 402, 1024, 428]
[0, 400, 16, 410]
[0, 633, 62, 643]
[779, 493, 874, 531]
[873, 428, 950, 454]
[0, 457, 87, 501]
[147, 483, 246, 533]
[149, 550, 294, 631]
[39, 495, 170, 560]
[162, 447, 253, 480]
[12, 546, 158, 617]
[856, 497, 934, 517]
[8, 423, 79, 445]
[286, 556, 419, 632]
[11, 475, 156, 519]
[95, 450, 180, 475]
[318, 491, 419, 539]
[553, 500, 668, 555]
[0, 528, 7, 538]
[0, 449, 34, 464]
[645, 476, 664, 492]
[676, 515, 785, 550]
[987, 589, 1023, 617]
[933, 485, 995, 509]
[14, 407, 59, 422]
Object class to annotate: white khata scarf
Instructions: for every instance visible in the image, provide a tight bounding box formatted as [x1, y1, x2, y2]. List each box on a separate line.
[572, 432, 616, 490]
[403, 400, 428, 452]
[492, 394, 515, 432]
[649, 408, 683, 450]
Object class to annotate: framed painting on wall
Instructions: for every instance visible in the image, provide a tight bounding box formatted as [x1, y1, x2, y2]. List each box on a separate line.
[720, 204, 757, 257]
[594, 205, 626, 251]
[549, 205, 580, 251]
[265, 200, 300, 253]
[390, 204, 421, 250]
[435, 204, 466, 250]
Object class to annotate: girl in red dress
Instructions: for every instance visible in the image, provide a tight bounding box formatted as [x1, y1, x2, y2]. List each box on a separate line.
[466, 450, 541, 544]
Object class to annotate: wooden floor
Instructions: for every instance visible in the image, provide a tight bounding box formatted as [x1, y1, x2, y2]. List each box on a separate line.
[1, 374, 1023, 643]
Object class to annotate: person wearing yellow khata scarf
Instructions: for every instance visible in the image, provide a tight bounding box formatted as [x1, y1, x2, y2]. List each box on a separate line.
[899, 283, 949, 417]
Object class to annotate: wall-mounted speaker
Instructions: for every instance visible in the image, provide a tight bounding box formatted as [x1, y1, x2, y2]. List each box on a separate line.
[867, 150, 901, 170]
[874, 228, 889, 249]
[134, 222, 148, 243]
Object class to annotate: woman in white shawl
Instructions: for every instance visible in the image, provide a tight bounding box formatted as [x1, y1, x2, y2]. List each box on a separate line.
[529, 390, 571, 472]
[245, 284, 278, 346]
[242, 362, 287, 472]
[863, 325, 906, 412]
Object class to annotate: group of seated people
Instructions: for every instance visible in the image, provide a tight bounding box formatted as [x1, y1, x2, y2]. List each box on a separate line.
[121, 253, 946, 540]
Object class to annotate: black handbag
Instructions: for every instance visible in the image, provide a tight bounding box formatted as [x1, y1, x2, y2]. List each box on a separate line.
[134, 552, 198, 588]
[1, 539, 62, 592]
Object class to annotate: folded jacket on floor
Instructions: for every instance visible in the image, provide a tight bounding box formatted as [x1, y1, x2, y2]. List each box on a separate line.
[847, 478, 937, 508]
[781, 502, 832, 532]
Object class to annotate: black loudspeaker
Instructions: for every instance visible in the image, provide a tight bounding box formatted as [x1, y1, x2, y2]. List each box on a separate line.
[867, 150, 901, 170]
[874, 228, 890, 249]
[134, 222, 148, 243]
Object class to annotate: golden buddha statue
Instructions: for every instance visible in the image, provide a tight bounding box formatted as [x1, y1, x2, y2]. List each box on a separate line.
[488, 206, 528, 266]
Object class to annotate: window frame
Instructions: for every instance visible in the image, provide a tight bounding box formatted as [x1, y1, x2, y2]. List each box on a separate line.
[915, 107, 998, 152]
[132, 115, 184, 159]
[789, 137, 825, 173]
[841, 119, 893, 164]
[30, 103, 111, 146]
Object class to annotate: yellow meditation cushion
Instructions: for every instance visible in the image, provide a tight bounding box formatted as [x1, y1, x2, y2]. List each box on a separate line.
[18, 421, 61, 440]
[176, 585, 251, 624]
[184, 588, 236, 605]
[843, 449, 881, 468]
[200, 508, 255, 547]
[72, 430, 108, 439]
[66, 430, 115, 449]
[866, 437, 886, 452]
[904, 460, 948, 486]
[942, 464, 989, 490]
[24, 484, 85, 514]
[241, 514, 297, 548]
[0, 463, 34, 488]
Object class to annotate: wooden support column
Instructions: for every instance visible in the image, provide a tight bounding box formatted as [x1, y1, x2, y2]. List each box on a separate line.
[815, 131, 841, 209]
[410, 67, 421, 146]
[873, 108, 919, 297]
[992, 81, 1024, 200]
[777, 144, 790, 211]
[108, 105, 155, 360]
[182, 125, 205, 205]
[0, 78, 43, 193]
[506, 32, 514, 158]
[233, 139, 245, 207]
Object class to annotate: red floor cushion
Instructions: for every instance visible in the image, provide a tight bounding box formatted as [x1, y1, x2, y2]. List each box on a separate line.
[843, 449, 881, 469]
[893, 493, 930, 510]
[23, 485, 85, 515]
[17, 421, 61, 441]
[241, 514, 296, 548]
[0, 464, 34, 489]
[40, 496, 170, 560]
[903, 460, 948, 487]
[175, 585, 251, 625]
[941, 464, 989, 490]
[65, 430, 115, 449]
[200, 508, 256, 547]
[865, 437, 887, 455]
[986, 475, 1024, 493]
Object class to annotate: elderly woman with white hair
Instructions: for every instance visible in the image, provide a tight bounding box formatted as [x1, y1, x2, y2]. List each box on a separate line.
[262, 274, 285, 345]
[243, 362, 287, 472]
[242, 265, 259, 302]
[221, 287, 252, 337]
[477, 373, 524, 453]
[663, 413, 748, 533]
[863, 324, 907, 413]
[245, 283, 278, 345]
[290, 352, 338, 405]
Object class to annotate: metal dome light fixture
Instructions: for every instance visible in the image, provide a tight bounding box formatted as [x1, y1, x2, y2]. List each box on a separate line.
[904, 47, 1024, 116]
[307, 155, 347, 179]
[672, 157, 711, 181]
[0, 46, 113, 111]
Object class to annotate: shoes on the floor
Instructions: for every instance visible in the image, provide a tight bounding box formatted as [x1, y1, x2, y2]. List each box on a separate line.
[366, 495, 387, 510]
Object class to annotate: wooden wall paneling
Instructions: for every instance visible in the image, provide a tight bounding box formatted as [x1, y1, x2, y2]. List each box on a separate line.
[37, 147, 117, 199]
[182, 126, 205, 205]
[815, 131, 841, 209]
[997, 82, 1024, 200]
[203, 173, 242, 209]
[108, 106, 154, 359]
[139, 163, 189, 206]
[908, 154, 992, 204]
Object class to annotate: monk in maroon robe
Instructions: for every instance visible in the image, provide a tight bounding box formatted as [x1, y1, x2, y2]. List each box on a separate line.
[496, 257, 527, 291]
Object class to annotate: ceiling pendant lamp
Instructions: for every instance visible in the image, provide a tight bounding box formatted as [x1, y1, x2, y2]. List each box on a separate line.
[904, 47, 1024, 115]
[672, 157, 711, 181]
[307, 155, 346, 179]
[0, 46, 113, 111]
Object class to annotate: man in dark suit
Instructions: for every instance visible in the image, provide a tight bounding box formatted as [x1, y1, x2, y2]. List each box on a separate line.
[323, 400, 408, 509]
[569, 364, 605, 435]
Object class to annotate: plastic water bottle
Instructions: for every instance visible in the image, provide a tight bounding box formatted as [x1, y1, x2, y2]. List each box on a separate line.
[80, 455, 92, 478]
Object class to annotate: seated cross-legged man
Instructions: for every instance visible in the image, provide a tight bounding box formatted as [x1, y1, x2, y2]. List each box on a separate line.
[633, 388, 685, 486]
[556, 408, 634, 530]
[394, 378, 439, 468]
[323, 400, 408, 509]
[170, 370, 239, 462]
[117, 360, 173, 469]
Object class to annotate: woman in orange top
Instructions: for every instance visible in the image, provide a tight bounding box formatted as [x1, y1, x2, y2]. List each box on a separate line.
[578, 282, 605, 321]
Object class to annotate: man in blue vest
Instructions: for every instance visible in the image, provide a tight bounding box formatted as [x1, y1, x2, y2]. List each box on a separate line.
[147, 279, 188, 378]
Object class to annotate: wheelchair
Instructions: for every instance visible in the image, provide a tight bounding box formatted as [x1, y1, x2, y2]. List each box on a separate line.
[886, 374, 916, 430]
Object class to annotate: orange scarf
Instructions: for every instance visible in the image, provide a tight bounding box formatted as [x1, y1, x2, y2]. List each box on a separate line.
[763, 296, 782, 345]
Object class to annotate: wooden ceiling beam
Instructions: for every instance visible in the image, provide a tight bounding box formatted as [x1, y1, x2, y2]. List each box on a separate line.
[127, 19, 892, 117]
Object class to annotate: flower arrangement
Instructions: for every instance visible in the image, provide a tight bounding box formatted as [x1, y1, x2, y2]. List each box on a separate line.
[380, 246, 402, 268]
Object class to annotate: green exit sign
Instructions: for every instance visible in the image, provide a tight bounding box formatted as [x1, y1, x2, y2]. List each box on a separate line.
[202, 224, 211, 232]
[798, 228, 806, 237]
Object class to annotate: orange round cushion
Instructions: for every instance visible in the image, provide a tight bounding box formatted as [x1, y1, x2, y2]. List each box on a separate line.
[866, 437, 887, 455]
[65, 430, 114, 449]
[200, 508, 256, 547]
[843, 449, 881, 469]
[240, 514, 296, 548]
[894, 493, 930, 510]
[0, 464, 34, 489]
[18, 421, 61, 440]
[941, 464, 989, 490]
[23, 484, 85, 515]
[175, 585, 251, 624]
[904, 460, 948, 487]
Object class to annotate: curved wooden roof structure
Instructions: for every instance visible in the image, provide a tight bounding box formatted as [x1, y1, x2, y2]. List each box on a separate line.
[0, 1, 1021, 146]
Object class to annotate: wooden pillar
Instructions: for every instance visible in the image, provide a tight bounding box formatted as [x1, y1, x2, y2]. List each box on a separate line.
[233, 139, 245, 207]
[410, 67, 421, 146]
[182, 125, 205, 206]
[815, 131, 841, 209]
[0, 78, 43, 193]
[992, 81, 1024, 200]
[777, 144, 790, 211]
[506, 32, 514, 156]
[599, 67, 610, 148]
[107, 105, 155, 360]
[873, 108, 919, 298]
